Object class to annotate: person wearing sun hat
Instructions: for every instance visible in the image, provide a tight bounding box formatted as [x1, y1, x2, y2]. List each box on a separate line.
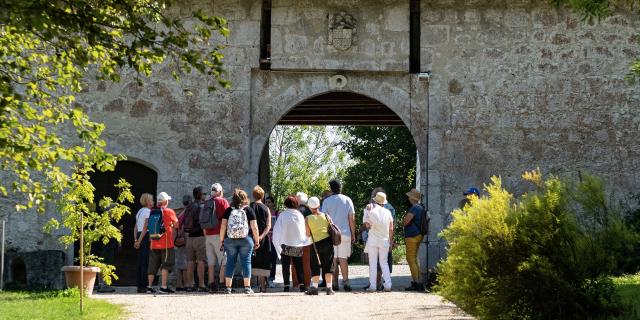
[363, 192, 394, 292]
[403, 188, 426, 291]
[304, 196, 336, 295]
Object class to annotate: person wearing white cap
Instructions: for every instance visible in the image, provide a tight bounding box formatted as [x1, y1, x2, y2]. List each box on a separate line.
[145, 191, 178, 294]
[203, 183, 230, 293]
[304, 197, 335, 295]
[363, 192, 394, 292]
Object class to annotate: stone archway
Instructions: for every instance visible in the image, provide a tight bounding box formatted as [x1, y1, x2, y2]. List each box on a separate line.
[248, 70, 429, 188]
[248, 70, 443, 266]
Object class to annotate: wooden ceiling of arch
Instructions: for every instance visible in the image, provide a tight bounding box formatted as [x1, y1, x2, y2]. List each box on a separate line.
[277, 91, 405, 126]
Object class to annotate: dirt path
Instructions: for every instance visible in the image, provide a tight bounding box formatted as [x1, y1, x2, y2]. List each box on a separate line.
[95, 265, 472, 320]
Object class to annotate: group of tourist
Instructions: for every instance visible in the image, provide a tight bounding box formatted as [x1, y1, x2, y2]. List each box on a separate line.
[133, 179, 434, 295]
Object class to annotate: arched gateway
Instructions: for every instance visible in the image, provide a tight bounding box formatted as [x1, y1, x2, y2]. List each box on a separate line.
[247, 70, 443, 265]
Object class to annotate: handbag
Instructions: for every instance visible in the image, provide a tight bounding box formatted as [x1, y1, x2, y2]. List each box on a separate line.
[174, 208, 187, 247]
[281, 244, 303, 257]
[325, 214, 342, 246]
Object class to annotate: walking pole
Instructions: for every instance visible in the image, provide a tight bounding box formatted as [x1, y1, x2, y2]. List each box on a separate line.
[1, 220, 5, 291]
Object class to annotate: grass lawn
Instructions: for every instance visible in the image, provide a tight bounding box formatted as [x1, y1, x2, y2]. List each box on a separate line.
[0, 289, 125, 320]
[613, 273, 640, 320]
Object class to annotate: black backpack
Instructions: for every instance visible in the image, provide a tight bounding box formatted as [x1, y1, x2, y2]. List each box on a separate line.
[199, 198, 218, 229]
[183, 202, 201, 233]
[415, 204, 430, 236]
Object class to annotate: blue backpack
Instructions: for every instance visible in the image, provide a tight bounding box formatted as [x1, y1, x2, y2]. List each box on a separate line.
[148, 207, 165, 240]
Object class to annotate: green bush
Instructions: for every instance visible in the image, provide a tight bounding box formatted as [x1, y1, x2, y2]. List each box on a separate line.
[392, 244, 407, 264]
[437, 171, 635, 320]
[619, 194, 640, 274]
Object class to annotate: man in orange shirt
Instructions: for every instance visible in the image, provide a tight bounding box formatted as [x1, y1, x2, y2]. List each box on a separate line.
[145, 192, 178, 294]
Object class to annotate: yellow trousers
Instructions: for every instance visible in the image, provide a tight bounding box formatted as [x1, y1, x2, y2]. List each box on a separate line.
[405, 234, 424, 281]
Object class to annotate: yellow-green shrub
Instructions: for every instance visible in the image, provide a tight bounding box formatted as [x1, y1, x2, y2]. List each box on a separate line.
[437, 171, 633, 320]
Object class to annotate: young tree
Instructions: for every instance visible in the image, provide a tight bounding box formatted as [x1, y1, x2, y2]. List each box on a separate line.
[269, 126, 350, 209]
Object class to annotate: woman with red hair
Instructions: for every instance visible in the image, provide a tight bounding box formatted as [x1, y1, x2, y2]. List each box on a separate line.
[272, 195, 309, 292]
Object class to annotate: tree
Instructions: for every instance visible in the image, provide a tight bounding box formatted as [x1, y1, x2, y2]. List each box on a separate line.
[1, 0, 229, 212]
[269, 126, 350, 209]
[340, 126, 417, 244]
[0, 0, 230, 291]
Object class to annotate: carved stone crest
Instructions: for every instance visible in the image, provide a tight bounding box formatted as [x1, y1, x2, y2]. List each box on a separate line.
[328, 11, 357, 51]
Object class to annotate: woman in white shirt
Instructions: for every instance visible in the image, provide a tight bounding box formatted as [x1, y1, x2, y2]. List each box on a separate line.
[272, 195, 309, 292]
[363, 192, 394, 292]
[133, 193, 154, 293]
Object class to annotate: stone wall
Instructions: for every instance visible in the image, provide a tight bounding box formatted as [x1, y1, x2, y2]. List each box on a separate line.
[422, 0, 640, 260]
[2, 0, 639, 274]
[77, 0, 262, 201]
[271, 0, 410, 71]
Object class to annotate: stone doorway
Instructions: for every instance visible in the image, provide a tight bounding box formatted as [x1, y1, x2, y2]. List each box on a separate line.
[85, 160, 158, 286]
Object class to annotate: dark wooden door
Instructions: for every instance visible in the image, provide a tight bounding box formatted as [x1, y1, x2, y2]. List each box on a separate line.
[89, 161, 157, 286]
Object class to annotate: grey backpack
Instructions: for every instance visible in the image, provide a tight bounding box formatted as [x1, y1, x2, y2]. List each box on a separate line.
[199, 198, 218, 229]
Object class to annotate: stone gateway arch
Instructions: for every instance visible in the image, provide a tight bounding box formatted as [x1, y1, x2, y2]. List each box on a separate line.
[1, 0, 639, 288]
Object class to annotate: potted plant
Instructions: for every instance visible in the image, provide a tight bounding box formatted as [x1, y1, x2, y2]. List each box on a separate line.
[46, 166, 133, 297]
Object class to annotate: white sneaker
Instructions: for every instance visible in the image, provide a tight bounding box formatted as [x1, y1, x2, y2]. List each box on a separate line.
[268, 280, 275, 288]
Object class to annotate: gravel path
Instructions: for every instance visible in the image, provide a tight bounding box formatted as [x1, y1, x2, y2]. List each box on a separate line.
[95, 265, 472, 320]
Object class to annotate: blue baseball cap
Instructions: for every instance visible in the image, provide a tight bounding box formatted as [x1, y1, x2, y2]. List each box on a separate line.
[463, 187, 480, 196]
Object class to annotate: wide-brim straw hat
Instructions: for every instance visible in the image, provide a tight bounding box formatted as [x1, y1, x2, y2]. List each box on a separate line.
[373, 192, 388, 205]
[405, 188, 422, 201]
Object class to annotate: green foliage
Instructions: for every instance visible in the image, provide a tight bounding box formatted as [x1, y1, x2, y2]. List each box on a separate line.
[438, 170, 637, 320]
[611, 273, 640, 320]
[340, 126, 416, 244]
[1, 0, 229, 213]
[43, 171, 134, 285]
[392, 244, 407, 264]
[0, 1, 228, 285]
[269, 126, 350, 209]
[0, 289, 125, 320]
[617, 193, 640, 274]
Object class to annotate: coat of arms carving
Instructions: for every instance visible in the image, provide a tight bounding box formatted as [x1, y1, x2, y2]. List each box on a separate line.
[328, 12, 357, 51]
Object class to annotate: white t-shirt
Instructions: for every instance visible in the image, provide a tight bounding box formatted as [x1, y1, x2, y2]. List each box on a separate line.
[364, 205, 393, 249]
[135, 207, 151, 232]
[320, 194, 355, 237]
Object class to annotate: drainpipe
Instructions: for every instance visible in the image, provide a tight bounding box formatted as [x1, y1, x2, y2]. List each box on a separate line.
[417, 71, 431, 284]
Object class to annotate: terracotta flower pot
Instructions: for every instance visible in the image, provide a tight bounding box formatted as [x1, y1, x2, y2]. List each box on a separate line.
[61, 266, 101, 296]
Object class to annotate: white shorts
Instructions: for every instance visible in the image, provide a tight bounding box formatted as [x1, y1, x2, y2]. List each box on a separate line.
[205, 234, 227, 267]
[334, 235, 352, 259]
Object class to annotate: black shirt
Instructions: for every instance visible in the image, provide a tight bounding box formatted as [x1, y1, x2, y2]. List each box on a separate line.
[187, 202, 204, 237]
[250, 202, 270, 233]
[223, 206, 257, 238]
